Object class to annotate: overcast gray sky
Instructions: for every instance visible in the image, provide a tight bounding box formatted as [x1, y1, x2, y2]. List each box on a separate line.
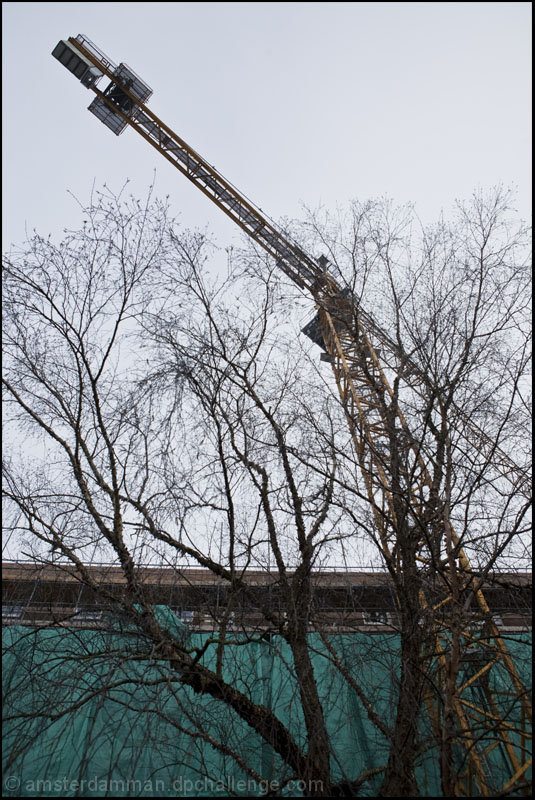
[2, 2, 532, 251]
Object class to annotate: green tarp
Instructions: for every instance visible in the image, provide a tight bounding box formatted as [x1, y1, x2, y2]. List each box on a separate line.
[2, 615, 531, 797]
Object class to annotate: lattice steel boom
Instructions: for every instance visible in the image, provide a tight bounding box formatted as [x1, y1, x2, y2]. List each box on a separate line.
[52, 34, 532, 796]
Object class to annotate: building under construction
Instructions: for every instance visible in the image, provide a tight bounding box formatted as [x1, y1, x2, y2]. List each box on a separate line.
[2, 561, 532, 797]
[2, 561, 532, 634]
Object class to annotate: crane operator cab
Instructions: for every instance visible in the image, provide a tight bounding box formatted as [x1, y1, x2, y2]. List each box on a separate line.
[106, 77, 135, 113]
[87, 63, 152, 135]
[52, 35, 152, 136]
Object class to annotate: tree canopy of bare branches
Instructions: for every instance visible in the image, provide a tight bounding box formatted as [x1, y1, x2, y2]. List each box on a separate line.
[2, 184, 532, 797]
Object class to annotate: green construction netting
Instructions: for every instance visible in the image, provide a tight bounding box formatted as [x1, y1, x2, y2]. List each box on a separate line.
[2, 611, 531, 797]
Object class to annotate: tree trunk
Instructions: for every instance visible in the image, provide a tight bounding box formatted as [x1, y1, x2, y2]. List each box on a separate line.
[379, 571, 424, 797]
[291, 636, 333, 796]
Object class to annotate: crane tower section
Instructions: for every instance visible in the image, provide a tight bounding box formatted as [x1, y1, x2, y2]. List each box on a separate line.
[52, 34, 532, 797]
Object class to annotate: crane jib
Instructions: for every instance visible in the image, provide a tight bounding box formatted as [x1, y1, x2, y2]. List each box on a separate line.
[50, 33, 530, 496]
[50, 34, 530, 496]
[48, 32, 533, 798]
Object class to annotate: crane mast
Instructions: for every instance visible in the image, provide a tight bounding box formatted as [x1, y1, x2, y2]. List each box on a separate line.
[52, 34, 531, 796]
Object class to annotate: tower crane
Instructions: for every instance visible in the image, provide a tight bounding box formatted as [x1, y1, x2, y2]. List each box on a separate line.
[52, 35, 531, 796]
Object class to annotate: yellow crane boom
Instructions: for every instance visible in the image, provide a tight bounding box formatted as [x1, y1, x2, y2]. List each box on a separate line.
[51, 34, 532, 796]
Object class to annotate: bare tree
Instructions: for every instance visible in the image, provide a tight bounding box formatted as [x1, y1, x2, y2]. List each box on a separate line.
[297, 187, 532, 795]
[2, 185, 531, 796]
